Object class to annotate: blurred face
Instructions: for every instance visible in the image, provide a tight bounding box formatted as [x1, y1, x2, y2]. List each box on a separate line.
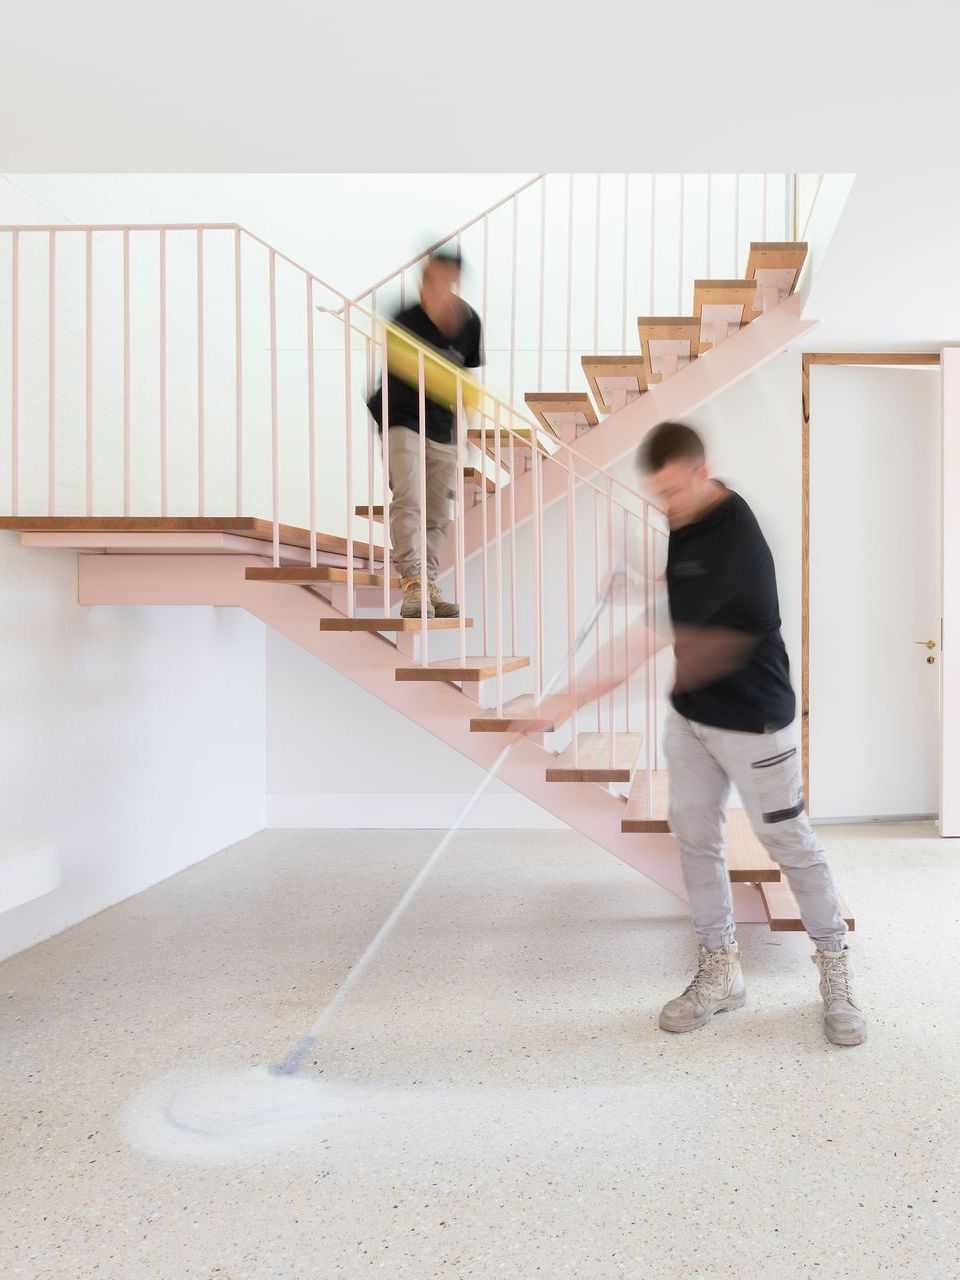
[641, 457, 715, 528]
[420, 258, 463, 334]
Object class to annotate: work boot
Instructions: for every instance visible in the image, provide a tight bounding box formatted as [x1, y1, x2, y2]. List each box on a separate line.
[428, 580, 459, 618]
[399, 576, 435, 619]
[659, 941, 746, 1033]
[812, 946, 867, 1046]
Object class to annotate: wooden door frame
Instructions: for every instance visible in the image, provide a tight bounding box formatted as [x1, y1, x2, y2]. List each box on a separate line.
[801, 352, 942, 810]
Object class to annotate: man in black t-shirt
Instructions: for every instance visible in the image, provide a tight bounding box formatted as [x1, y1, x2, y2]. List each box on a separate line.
[547, 421, 866, 1047]
[367, 250, 483, 618]
[639, 422, 865, 1047]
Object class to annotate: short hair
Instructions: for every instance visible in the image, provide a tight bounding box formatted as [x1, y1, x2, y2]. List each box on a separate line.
[635, 421, 705, 473]
[426, 247, 463, 272]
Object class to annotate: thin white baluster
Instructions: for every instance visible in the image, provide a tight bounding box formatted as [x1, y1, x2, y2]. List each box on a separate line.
[85, 229, 93, 515]
[567, 458, 578, 765]
[593, 173, 601, 355]
[537, 179, 546, 390]
[677, 174, 685, 314]
[381, 322, 392, 616]
[344, 302, 354, 608]
[649, 174, 656, 313]
[536, 444, 545, 694]
[594, 489, 602, 732]
[418, 349, 428, 664]
[508, 429, 517, 655]
[10, 230, 18, 515]
[621, 173, 630, 355]
[509, 198, 518, 406]
[235, 228, 243, 516]
[706, 173, 712, 278]
[494, 404, 504, 716]
[159, 230, 168, 516]
[607, 477, 615, 766]
[306, 274, 317, 569]
[455, 374, 467, 667]
[479, 414, 489, 653]
[733, 173, 740, 275]
[784, 173, 791, 239]
[197, 229, 205, 516]
[565, 174, 574, 391]
[480, 215, 489, 386]
[531, 439, 542, 701]
[123, 229, 130, 516]
[761, 172, 768, 240]
[623, 507, 630, 734]
[365, 335, 374, 569]
[48, 232, 55, 515]
[269, 249, 280, 568]
[643, 505, 652, 811]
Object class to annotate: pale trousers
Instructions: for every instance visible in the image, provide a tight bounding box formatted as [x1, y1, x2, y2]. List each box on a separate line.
[386, 426, 458, 580]
[663, 709, 848, 952]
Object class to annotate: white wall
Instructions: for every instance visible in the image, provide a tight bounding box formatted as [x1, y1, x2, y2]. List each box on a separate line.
[0, 534, 266, 960]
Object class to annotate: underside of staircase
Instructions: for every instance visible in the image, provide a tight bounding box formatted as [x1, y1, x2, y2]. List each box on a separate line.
[0, 516, 854, 934]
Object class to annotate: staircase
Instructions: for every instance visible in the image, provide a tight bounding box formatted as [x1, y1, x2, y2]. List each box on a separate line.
[0, 173, 853, 934]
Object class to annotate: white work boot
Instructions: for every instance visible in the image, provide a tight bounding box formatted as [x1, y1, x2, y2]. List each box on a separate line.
[659, 941, 746, 1033]
[813, 946, 866, 1046]
[399, 576, 435, 619]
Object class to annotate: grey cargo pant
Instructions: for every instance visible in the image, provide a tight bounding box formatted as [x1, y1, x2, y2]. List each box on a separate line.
[386, 426, 458, 580]
[663, 710, 848, 952]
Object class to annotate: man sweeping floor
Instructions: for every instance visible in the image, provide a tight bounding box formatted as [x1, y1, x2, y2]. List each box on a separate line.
[552, 420, 866, 1047]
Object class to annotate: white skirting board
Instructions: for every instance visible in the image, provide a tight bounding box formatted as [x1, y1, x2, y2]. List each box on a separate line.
[267, 793, 568, 830]
[0, 835, 60, 912]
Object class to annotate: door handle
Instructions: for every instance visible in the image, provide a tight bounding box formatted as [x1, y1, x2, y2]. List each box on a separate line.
[915, 640, 937, 650]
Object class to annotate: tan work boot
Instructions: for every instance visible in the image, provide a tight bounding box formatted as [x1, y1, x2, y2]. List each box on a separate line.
[399, 576, 435, 619]
[659, 941, 746, 1033]
[813, 946, 866, 1046]
[428, 580, 459, 618]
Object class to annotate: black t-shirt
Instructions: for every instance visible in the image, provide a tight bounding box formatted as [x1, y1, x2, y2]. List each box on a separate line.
[666, 487, 796, 733]
[367, 302, 483, 444]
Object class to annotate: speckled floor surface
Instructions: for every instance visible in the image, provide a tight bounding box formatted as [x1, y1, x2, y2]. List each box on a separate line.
[1, 822, 957, 1279]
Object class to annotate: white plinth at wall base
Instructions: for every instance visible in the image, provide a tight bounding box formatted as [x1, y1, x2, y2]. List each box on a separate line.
[0, 835, 60, 912]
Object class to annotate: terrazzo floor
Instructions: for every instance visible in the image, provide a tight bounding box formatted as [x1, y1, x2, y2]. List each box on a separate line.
[1, 822, 957, 1279]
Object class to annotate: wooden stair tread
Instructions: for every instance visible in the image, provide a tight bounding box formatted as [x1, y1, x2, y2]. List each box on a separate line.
[579, 357, 648, 414]
[395, 655, 530, 682]
[319, 616, 474, 632]
[546, 732, 643, 783]
[246, 565, 399, 587]
[621, 769, 670, 832]
[692, 279, 758, 350]
[0, 516, 385, 560]
[525, 391, 599, 434]
[470, 693, 570, 734]
[636, 317, 701, 383]
[744, 242, 808, 313]
[620, 781, 779, 882]
[355, 505, 384, 521]
[467, 427, 548, 470]
[759, 877, 855, 932]
[462, 467, 496, 493]
[722, 807, 781, 884]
